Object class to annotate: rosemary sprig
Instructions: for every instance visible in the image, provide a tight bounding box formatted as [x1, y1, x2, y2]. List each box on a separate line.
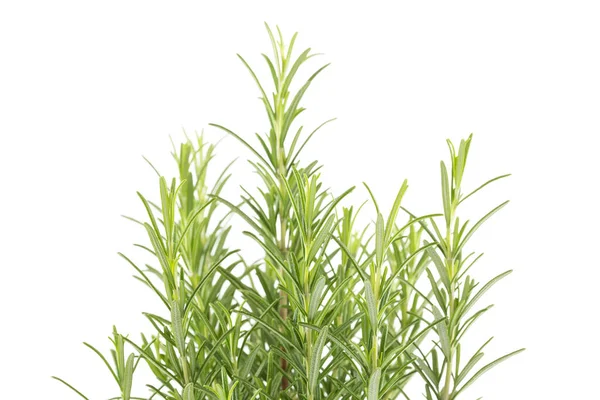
[414, 135, 525, 400]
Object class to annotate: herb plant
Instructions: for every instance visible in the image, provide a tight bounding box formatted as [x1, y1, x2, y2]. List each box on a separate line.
[54, 24, 523, 400]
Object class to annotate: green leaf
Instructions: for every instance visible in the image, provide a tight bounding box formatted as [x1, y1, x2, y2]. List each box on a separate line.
[308, 276, 326, 321]
[184, 251, 239, 312]
[82, 342, 119, 384]
[118, 253, 169, 309]
[455, 337, 493, 386]
[363, 182, 380, 215]
[307, 214, 335, 262]
[414, 358, 439, 388]
[454, 348, 525, 396]
[282, 63, 330, 136]
[426, 268, 446, 310]
[425, 245, 451, 291]
[332, 236, 369, 282]
[456, 305, 494, 342]
[174, 198, 215, 254]
[209, 123, 274, 173]
[431, 306, 451, 358]
[457, 201, 509, 254]
[385, 179, 409, 244]
[309, 326, 329, 395]
[51, 377, 90, 400]
[210, 195, 269, 239]
[460, 270, 512, 317]
[364, 280, 378, 331]
[287, 118, 336, 169]
[368, 368, 381, 400]
[183, 383, 194, 400]
[238, 309, 302, 354]
[171, 301, 186, 355]
[440, 161, 452, 227]
[235, 54, 273, 115]
[281, 48, 312, 97]
[375, 213, 385, 266]
[122, 353, 135, 400]
[459, 174, 511, 205]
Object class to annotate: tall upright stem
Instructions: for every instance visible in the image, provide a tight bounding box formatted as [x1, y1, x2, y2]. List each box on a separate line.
[441, 210, 455, 400]
[276, 102, 290, 390]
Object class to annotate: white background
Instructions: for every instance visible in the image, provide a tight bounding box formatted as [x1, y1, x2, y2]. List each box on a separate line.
[1, 1, 599, 399]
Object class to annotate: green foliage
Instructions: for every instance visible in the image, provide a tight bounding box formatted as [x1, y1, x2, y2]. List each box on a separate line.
[55, 24, 522, 400]
[412, 136, 524, 400]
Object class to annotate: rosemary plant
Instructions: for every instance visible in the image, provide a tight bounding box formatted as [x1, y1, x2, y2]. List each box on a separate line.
[54, 24, 522, 400]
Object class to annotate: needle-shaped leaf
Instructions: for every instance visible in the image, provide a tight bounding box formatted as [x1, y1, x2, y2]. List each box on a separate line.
[454, 348, 525, 397]
[425, 244, 451, 291]
[426, 268, 447, 310]
[456, 201, 509, 254]
[368, 368, 381, 400]
[459, 174, 511, 205]
[51, 377, 90, 400]
[460, 270, 512, 320]
[385, 180, 409, 244]
[183, 383, 194, 400]
[309, 326, 329, 395]
[287, 118, 336, 169]
[364, 280, 378, 331]
[171, 301, 186, 355]
[432, 306, 451, 358]
[122, 353, 135, 400]
[455, 337, 493, 386]
[308, 276, 326, 321]
[375, 213, 385, 266]
[209, 123, 274, 173]
[441, 161, 452, 227]
[307, 214, 335, 262]
[82, 342, 119, 384]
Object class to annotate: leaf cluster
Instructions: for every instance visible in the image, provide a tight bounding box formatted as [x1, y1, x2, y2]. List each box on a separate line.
[54, 25, 522, 400]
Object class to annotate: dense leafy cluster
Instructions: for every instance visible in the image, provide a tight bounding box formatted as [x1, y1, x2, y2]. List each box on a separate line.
[54, 25, 522, 400]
